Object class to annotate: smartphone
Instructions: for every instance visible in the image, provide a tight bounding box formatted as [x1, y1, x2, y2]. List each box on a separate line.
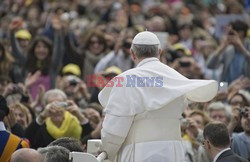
[181, 118, 190, 128]
[218, 82, 228, 92]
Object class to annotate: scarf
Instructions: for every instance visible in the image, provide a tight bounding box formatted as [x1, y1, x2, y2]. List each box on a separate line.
[45, 111, 82, 140]
[83, 50, 104, 81]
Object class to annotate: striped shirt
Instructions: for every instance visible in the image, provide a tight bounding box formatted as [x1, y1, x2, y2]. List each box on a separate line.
[0, 122, 29, 162]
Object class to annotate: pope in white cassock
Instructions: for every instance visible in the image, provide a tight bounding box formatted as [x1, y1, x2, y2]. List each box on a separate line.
[98, 31, 218, 162]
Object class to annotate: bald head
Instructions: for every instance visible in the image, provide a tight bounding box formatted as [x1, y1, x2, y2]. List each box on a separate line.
[10, 148, 43, 162]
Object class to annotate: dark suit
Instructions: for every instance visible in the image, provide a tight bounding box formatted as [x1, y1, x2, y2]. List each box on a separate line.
[216, 149, 248, 162]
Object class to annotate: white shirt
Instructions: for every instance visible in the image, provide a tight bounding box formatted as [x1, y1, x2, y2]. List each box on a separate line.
[213, 148, 231, 162]
[0, 121, 6, 131]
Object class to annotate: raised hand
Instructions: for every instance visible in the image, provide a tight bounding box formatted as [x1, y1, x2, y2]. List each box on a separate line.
[9, 17, 24, 30]
[228, 107, 241, 135]
[51, 15, 63, 31]
[228, 76, 250, 100]
[31, 84, 45, 108]
[25, 71, 41, 88]
[66, 100, 87, 124]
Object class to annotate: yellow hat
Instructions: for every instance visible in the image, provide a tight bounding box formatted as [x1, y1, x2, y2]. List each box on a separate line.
[62, 64, 81, 76]
[247, 29, 250, 38]
[104, 66, 122, 75]
[15, 29, 32, 40]
[172, 43, 192, 56]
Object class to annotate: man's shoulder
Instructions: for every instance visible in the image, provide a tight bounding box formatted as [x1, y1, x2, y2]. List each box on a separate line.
[99, 51, 116, 62]
[0, 130, 24, 140]
[0, 130, 13, 137]
[232, 132, 246, 143]
[217, 150, 248, 162]
[119, 60, 168, 76]
[217, 155, 248, 162]
[0, 130, 23, 145]
[117, 67, 138, 77]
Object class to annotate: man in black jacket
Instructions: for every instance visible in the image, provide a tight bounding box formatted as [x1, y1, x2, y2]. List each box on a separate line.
[203, 122, 248, 162]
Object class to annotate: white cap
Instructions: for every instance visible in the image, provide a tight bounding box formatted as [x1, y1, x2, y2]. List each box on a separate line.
[132, 31, 160, 45]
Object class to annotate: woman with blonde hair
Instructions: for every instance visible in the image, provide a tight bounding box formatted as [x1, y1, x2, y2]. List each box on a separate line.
[10, 103, 32, 129]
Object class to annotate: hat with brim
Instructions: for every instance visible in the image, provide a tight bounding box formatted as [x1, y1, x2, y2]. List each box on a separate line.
[62, 64, 81, 76]
[15, 29, 32, 40]
[103, 66, 122, 76]
[173, 43, 191, 56]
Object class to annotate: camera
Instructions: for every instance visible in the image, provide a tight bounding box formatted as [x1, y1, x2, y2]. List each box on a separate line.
[55, 102, 68, 109]
[228, 30, 235, 36]
[69, 79, 78, 86]
[239, 108, 248, 118]
[179, 61, 191, 67]
[10, 85, 22, 95]
[123, 41, 131, 49]
[181, 118, 190, 128]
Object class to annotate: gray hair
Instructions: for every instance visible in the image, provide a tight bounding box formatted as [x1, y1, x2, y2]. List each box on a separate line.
[38, 146, 70, 162]
[43, 89, 67, 106]
[208, 102, 232, 120]
[131, 44, 160, 58]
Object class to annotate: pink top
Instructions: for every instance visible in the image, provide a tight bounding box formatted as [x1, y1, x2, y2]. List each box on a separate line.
[30, 75, 51, 101]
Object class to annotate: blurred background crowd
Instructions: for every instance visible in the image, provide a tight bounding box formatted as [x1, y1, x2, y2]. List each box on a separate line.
[0, 0, 250, 161]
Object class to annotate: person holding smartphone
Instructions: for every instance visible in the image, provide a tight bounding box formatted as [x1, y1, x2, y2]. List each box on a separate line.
[25, 89, 93, 149]
[207, 20, 250, 84]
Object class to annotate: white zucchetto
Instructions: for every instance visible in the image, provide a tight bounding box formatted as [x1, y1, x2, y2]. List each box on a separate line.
[132, 31, 160, 45]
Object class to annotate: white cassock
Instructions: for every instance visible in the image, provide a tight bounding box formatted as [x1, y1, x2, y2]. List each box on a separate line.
[98, 57, 218, 162]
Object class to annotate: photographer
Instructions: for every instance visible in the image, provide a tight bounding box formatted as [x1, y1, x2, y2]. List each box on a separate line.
[172, 56, 203, 79]
[25, 89, 93, 149]
[207, 20, 250, 84]
[3, 83, 33, 137]
[229, 107, 250, 161]
[182, 110, 210, 162]
[94, 29, 135, 74]
[59, 73, 90, 108]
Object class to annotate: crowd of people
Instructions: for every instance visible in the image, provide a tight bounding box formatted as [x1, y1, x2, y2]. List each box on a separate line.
[0, 0, 250, 161]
